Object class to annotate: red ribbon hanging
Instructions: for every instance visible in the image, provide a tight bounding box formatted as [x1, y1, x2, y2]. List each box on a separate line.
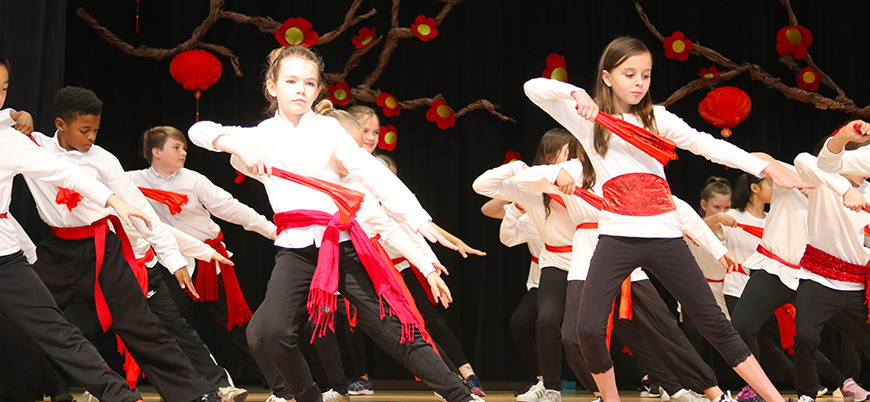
[594, 112, 678, 166]
[138, 187, 189, 215]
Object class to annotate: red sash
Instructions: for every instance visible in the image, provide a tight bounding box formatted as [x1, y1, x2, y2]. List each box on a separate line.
[602, 173, 676, 217]
[594, 112, 678, 166]
[391, 256, 437, 306]
[606, 277, 633, 350]
[194, 232, 253, 330]
[545, 193, 567, 209]
[274, 210, 430, 344]
[545, 244, 572, 253]
[0, 212, 6, 219]
[576, 222, 598, 230]
[573, 187, 605, 211]
[801, 244, 870, 322]
[530, 255, 539, 265]
[56, 187, 84, 211]
[737, 223, 764, 239]
[138, 187, 189, 215]
[270, 167, 364, 224]
[774, 303, 797, 352]
[706, 278, 724, 283]
[756, 245, 800, 269]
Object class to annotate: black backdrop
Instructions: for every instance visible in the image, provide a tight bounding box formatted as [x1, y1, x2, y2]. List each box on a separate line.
[2, 0, 870, 386]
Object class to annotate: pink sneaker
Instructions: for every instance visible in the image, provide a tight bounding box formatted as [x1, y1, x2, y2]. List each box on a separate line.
[842, 378, 870, 402]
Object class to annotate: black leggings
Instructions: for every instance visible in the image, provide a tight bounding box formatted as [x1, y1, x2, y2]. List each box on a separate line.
[510, 288, 539, 379]
[537, 267, 568, 390]
[402, 268, 470, 369]
[578, 236, 751, 374]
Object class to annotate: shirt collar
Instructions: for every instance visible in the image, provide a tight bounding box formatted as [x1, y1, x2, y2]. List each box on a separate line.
[48, 130, 87, 157]
[262, 109, 316, 130]
[148, 166, 179, 181]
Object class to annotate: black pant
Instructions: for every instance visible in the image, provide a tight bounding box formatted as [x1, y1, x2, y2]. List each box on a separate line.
[0, 251, 141, 402]
[33, 234, 213, 402]
[245, 244, 472, 402]
[795, 280, 870, 398]
[578, 236, 751, 374]
[510, 287, 538, 379]
[402, 268, 470, 369]
[537, 267, 568, 390]
[311, 294, 353, 395]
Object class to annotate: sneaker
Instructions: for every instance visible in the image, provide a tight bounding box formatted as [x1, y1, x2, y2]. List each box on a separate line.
[79, 392, 100, 402]
[516, 377, 543, 397]
[193, 392, 220, 402]
[843, 378, 870, 402]
[540, 390, 562, 402]
[516, 379, 546, 402]
[835, 388, 844, 398]
[348, 377, 374, 396]
[465, 374, 486, 397]
[50, 392, 76, 402]
[672, 389, 707, 402]
[818, 388, 829, 397]
[264, 396, 286, 402]
[642, 378, 664, 398]
[322, 389, 350, 402]
[218, 387, 249, 402]
[662, 390, 670, 402]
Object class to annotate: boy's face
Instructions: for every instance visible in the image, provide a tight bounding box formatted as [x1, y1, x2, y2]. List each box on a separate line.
[56, 114, 100, 153]
[0, 65, 8, 109]
[153, 138, 187, 172]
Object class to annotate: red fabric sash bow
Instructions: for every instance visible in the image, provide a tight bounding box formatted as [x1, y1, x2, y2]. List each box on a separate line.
[194, 232, 253, 330]
[274, 210, 431, 344]
[737, 223, 764, 239]
[270, 167, 365, 224]
[773, 303, 797, 351]
[138, 187, 189, 215]
[756, 245, 800, 269]
[56, 187, 84, 211]
[602, 173, 676, 217]
[545, 244, 572, 253]
[800, 244, 870, 322]
[594, 112, 678, 166]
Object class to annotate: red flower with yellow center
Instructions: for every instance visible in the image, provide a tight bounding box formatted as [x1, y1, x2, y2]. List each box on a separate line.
[411, 15, 439, 41]
[352, 27, 376, 49]
[275, 18, 319, 47]
[776, 25, 813, 60]
[376, 92, 400, 117]
[542, 53, 568, 82]
[698, 67, 719, 79]
[797, 67, 820, 91]
[378, 125, 398, 151]
[426, 100, 455, 130]
[663, 31, 693, 62]
[504, 151, 522, 165]
[327, 82, 350, 106]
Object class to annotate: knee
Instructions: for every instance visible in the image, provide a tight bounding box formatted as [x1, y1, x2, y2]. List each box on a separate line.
[561, 324, 580, 351]
[794, 327, 821, 350]
[576, 321, 601, 346]
[536, 311, 561, 333]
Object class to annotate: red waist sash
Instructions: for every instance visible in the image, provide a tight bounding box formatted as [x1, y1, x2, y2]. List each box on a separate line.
[577, 222, 598, 230]
[274, 210, 430, 344]
[193, 232, 253, 330]
[757, 245, 800, 269]
[800, 244, 870, 322]
[139, 187, 189, 215]
[530, 255, 539, 265]
[0, 212, 6, 219]
[602, 173, 676, 217]
[706, 278, 724, 283]
[545, 244, 572, 253]
[271, 167, 365, 224]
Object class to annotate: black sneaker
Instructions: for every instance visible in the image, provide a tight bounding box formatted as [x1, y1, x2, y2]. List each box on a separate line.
[193, 391, 220, 402]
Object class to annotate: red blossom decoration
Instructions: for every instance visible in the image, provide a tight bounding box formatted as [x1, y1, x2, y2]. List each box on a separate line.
[797, 67, 820, 91]
[376, 92, 400, 117]
[698, 86, 752, 138]
[378, 125, 398, 151]
[663, 31, 693, 62]
[542, 53, 568, 82]
[327, 82, 350, 106]
[352, 27, 376, 49]
[411, 15, 438, 41]
[504, 151, 522, 164]
[275, 18, 319, 47]
[776, 25, 813, 60]
[698, 67, 720, 79]
[426, 100, 455, 130]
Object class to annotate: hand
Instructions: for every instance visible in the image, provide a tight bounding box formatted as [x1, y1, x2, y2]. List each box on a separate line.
[10, 110, 34, 136]
[174, 269, 200, 299]
[105, 195, 152, 230]
[841, 120, 870, 142]
[270, 230, 278, 241]
[211, 251, 234, 266]
[418, 221, 458, 250]
[555, 168, 575, 194]
[432, 262, 449, 276]
[843, 187, 866, 212]
[571, 89, 599, 122]
[719, 252, 739, 273]
[455, 240, 486, 258]
[714, 212, 737, 228]
[426, 271, 453, 309]
[215, 135, 272, 177]
[761, 163, 813, 190]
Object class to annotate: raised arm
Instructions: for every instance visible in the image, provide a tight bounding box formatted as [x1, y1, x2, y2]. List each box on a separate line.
[194, 172, 277, 239]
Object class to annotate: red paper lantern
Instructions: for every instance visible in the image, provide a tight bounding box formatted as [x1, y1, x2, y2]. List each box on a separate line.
[698, 87, 751, 138]
[170, 49, 222, 121]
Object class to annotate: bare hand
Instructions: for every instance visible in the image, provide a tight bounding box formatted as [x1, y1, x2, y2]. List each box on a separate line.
[761, 163, 813, 190]
[10, 110, 34, 136]
[105, 195, 152, 230]
[432, 262, 449, 276]
[455, 241, 486, 258]
[555, 168, 575, 194]
[270, 230, 278, 241]
[174, 269, 199, 299]
[426, 272, 453, 309]
[571, 89, 599, 122]
[216, 136, 272, 177]
[211, 251, 234, 266]
[843, 187, 866, 212]
[418, 221, 458, 250]
[719, 252, 739, 273]
[715, 212, 737, 228]
[842, 120, 870, 142]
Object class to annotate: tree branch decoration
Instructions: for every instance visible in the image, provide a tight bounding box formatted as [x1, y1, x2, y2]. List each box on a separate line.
[77, 0, 514, 134]
[635, 0, 870, 117]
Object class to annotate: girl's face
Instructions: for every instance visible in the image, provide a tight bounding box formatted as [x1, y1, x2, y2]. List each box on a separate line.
[359, 115, 380, 154]
[0, 65, 8, 109]
[755, 179, 773, 204]
[551, 143, 570, 164]
[266, 57, 320, 123]
[700, 193, 731, 217]
[602, 52, 652, 113]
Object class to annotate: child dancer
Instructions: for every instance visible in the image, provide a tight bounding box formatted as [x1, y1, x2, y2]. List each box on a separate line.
[524, 36, 807, 402]
[189, 46, 479, 402]
[689, 177, 733, 318]
[721, 173, 770, 311]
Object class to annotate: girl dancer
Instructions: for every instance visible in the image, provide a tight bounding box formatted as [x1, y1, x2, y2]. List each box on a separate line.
[189, 46, 478, 402]
[524, 36, 807, 402]
[688, 177, 733, 318]
[721, 174, 770, 311]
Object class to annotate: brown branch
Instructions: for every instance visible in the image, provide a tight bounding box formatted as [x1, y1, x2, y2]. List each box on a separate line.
[456, 99, 516, 122]
[661, 66, 754, 106]
[218, 11, 280, 33]
[316, 0, 377, 45]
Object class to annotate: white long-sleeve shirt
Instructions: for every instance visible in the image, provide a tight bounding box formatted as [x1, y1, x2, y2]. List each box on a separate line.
[500, 203, 543, 290]
[795, 152, 870, 291]
[23, 131, 188, 273]
[189, 111, 431, 249]
[523, 78, 769, 238]
[721, 209, 766, 298]
[817, 137, 870, 176]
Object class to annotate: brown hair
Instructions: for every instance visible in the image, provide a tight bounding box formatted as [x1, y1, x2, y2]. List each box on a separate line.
[592, 37, 658, 157]
[141, 125, 187, 163]
[533, 128, 596, 216]
[375, 153, 397, 173]
[263, 46, 326, 115]
[347, 105, 378, 125]
[698, 176, 731, 216]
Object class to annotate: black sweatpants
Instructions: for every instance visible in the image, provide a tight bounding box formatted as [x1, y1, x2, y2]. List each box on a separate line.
[0, 251, 141, 402]
[33, 234, 213, 402]
[578, 236, 751, 374]
[509, 288, 538, 379]
[245, 244, 472, 402]
[537, 267, 568, 390]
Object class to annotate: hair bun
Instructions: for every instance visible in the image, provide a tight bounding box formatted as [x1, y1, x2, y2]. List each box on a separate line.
[314, 99, 335, 115]
[705, 176, 731, 188]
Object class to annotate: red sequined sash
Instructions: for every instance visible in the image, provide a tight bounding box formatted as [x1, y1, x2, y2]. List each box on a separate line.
[602, 173, 676, 217]
[800, 244, 870, 322]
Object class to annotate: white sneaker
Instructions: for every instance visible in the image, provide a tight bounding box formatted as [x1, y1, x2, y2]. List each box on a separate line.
[321, 389, 350, 402]
[516, 379, 546, 402]
[671, 389, 706, 402]
[80, 391, 100, 402]
[798, 396, 816, 402]
[218, 386, 248, 402]
[662, 390, 670, 402]
[540, 389, 561, 402]
[818, 388, 829, 397]
[835, 388, 844, 398]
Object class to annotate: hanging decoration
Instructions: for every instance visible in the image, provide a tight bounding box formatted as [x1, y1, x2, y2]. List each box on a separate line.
[796, 67, 820, 91]
[327, 82, 351, 106]
[352, 27, 376, 49]
[542, 53, 568, 82]
[698, 86, 751, 138]
[378, 125, 398, 151]
[663, 31, 693, 62]
[776, 25, 813, 60]
[169, 49, 222, 121]
[504, 151, 522, 165]
[275, 17, 319, 47]
[135, 0, 141, 32]
[427, 100, 455, 129]
[376, 92, 401, 117]
[411, 15, 439, 41]
[698, 67, 719, 79]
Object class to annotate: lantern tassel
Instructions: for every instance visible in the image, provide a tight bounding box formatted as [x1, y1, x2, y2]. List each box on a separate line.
[135, 0, 140, 33]
[195, 89, 201, 122]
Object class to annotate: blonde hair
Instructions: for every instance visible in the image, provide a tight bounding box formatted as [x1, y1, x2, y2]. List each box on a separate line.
[347, 105, 378, 125]
[141, 125, 187, 163]
[263, 46, 326, 115]
[315, 100, 362, 131]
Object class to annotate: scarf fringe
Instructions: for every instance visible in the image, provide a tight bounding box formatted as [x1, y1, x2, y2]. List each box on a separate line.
[221, 265, 253, 330]
[194, 261, 221, 302]
[307, 288, 337, 342]
[116, 335, 142, 388]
